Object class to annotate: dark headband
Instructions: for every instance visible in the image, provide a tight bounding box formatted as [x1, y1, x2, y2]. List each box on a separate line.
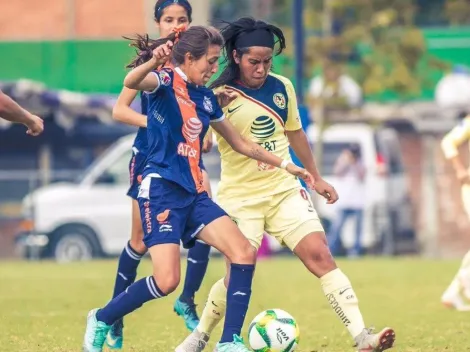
[235, 29, 275, 49]
[155, 0, 192, 22]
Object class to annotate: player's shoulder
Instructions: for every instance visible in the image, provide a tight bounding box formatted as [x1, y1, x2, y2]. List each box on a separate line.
[155, 67, 174, 87]
[268, 73, 294, 90]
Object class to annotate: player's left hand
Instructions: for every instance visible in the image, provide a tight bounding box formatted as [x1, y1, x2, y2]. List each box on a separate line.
[216, 89, 237, 108]
[286, 164, 315, 189]
[314, 178, 338, 204]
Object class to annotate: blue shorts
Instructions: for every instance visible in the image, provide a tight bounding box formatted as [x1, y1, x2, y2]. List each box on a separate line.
[127, 151, 147, 200]
[137, 176, 226, 249]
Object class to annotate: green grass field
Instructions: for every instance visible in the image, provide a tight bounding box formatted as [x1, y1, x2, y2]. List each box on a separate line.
[0, 257, 468, 352]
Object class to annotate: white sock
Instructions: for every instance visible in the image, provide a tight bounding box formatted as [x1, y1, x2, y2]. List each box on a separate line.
[320, 268, 365, 339]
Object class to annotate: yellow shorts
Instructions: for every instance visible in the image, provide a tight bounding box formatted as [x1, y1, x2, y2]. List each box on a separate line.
[218, 187, 324, 250]
[462, 184, 470, 218]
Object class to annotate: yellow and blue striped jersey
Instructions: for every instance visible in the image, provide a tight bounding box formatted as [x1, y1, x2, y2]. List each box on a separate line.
[214, 73, 303, 200]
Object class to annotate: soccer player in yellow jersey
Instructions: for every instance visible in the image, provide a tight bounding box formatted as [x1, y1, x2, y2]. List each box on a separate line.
[176, 18, 395, 352]
[441, 113, 470, 311]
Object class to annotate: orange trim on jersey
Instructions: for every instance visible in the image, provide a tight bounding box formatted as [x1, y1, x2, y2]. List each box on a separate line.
[226, 86, 285, 127]
[173, 71, 204, 193]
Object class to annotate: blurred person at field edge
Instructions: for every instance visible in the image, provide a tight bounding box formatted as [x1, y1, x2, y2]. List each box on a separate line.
[328, 144, 366, 258]
[108, 0, 215, 348]
[0, 89, 43, 136]
[440, 112, 470, 311]
[307, 61, 362, 120]
[435, 65, 470, 108]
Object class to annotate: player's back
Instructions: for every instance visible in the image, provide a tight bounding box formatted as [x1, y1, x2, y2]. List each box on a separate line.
[215, 73, 303, 200]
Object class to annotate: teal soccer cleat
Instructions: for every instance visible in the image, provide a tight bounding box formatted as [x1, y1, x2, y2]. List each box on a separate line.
[174, 297, 200, 332]
[82, 309, 111, 352]
[213, 335, 251, 352]
[106, 319, 123, 349]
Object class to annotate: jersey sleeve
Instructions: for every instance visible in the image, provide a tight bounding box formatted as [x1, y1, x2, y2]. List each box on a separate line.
[145, 69, 172, 95]
[441, 117, 470, 159]
[283, 79, 303, 131]
[210, 92, 225, 123]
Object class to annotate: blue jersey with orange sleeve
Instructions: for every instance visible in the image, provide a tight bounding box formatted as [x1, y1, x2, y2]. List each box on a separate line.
[143, 67, 224, 194]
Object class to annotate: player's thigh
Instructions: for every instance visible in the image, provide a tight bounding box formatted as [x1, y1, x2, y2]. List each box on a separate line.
[138, 176, 191, 290]
[197, 215, 256, 265]
[148, 243, 181, 294]
[462, 184, 470, 219]
[218, 197, 266, 250]
[266, 188, 324, 251]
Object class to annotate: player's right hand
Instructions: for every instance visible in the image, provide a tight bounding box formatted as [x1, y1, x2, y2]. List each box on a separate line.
[25, 114, 44, 136]
[216, 89, 237, 108]
[152, 41, 173, 67]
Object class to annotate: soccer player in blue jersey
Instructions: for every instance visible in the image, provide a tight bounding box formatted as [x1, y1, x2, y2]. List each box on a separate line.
[109, 1, 215, 345]
[82, 25, 312, 352]
[176, 18, 395, 352]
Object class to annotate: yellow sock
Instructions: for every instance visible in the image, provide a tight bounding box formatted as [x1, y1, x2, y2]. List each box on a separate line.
[197, 278, 227, 335]
[321, 268, 365, 339]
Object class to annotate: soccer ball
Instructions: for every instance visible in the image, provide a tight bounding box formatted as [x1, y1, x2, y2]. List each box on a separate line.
[248, 309, 300, 352]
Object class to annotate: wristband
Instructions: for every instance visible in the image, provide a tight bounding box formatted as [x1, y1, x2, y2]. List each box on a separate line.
[280, 160, 290, 169]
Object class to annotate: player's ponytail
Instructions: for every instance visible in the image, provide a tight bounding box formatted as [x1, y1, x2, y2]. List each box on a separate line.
[125, 31, 178, 69]
[125, 25, 187, 69]
[125, 25, 222, 69]
[210, 17, 286, 89]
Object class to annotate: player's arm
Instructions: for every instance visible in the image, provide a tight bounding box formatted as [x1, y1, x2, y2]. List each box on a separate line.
[113, 87, 147, 128]
[124, 41, 172, 92]
[283, 77, 338, 203]
[210, 118, 313, 186]
[0, 90, 44, 136]
[441, 117, 470, 183]
[202, 126, 214, 153]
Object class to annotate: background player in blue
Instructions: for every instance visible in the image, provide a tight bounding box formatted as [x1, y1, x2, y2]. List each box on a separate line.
[110, 1, 214, 346]
[82, 26, 312, 352]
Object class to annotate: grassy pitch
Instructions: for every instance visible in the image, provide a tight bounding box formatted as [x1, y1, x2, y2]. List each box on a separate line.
[0, 257, 468, 351]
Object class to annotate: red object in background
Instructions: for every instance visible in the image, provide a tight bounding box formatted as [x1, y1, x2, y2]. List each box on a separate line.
[257, 234, 272, 258]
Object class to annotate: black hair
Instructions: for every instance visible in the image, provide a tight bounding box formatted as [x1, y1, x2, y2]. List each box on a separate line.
[154, 0, 192, 23]
[126, 26, 223, 69]
[209, 17, 286, 89]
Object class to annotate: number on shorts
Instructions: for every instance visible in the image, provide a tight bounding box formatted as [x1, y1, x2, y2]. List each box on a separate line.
[300, 189, 314, 209]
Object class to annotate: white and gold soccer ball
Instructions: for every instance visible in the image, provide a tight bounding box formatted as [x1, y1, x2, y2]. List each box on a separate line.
[248, 309, 300, 352]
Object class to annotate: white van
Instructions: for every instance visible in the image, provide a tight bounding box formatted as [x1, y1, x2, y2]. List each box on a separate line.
[306, 123, 417, 255]
[15, 134, 222, 262]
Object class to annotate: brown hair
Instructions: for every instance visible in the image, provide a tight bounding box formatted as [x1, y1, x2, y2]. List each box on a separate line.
[126, 26, 223, 69]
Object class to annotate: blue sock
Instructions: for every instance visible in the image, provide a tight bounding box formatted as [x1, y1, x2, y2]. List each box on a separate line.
[180, 241, 211, 301]
[97, 276, 165, 325]
[112, 242, 144, 299]
[220, 263, 255, 344]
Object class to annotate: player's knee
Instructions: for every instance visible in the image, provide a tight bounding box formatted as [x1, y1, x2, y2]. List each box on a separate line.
[229, 240, 257, 265]
[130, 237, 147, 255]
[153, 272, 180, 295]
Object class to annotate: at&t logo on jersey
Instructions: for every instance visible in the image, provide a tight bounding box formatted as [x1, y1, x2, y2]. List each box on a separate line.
[177, 143, 198, 158]
[159, 70, 172, 86]
[182, 117, 203, 142]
